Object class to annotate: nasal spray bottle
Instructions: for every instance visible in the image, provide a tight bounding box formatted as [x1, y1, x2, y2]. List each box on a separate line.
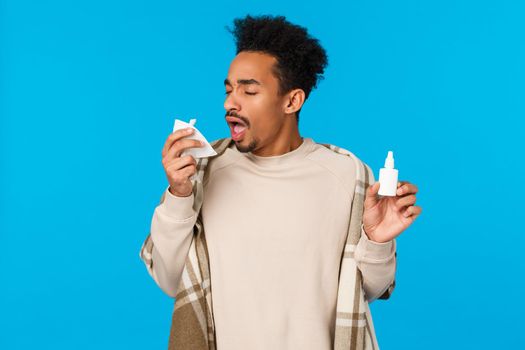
[378, 151, 398, 196]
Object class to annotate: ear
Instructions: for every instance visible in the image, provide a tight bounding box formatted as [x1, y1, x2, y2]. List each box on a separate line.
[282, 88, 305, 115]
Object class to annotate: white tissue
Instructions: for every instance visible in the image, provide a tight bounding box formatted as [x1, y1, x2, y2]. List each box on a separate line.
[172, 118, 217, 182]
[172, 118, 217, 159]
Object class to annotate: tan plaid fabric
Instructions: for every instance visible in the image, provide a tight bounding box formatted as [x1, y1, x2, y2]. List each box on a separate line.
[140, 137, 395, 350]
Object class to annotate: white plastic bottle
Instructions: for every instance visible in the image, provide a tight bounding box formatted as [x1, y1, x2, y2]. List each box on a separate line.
[378, 151, 398, 196]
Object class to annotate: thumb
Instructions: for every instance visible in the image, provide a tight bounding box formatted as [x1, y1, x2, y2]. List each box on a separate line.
[364, 182, 380, 209]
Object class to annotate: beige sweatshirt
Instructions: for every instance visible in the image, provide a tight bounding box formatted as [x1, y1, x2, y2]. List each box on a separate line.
[147, 137, 396, 350]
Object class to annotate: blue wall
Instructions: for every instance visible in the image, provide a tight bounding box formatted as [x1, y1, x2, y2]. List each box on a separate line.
[1, 0, 524, 348]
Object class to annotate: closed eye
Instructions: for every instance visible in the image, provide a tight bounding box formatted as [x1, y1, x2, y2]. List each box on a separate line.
[224, 91, 257, 96]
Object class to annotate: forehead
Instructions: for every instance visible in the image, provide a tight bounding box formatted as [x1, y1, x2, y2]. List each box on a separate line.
[226, 51, 278, 86]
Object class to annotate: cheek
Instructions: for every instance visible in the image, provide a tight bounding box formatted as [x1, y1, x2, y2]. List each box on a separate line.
[244, 95, 283, 135]
[247, 95, 270, 111]
[250, 94, 282, 118]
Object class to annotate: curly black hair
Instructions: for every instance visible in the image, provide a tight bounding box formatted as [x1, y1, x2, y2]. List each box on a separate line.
[225, 14, 329, 124]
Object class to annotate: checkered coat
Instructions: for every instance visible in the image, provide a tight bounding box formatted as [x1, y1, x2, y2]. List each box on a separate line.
[140, 137, 395, 349]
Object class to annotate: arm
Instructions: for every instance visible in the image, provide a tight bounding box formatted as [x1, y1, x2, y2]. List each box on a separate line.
[354, 225, 396, 302]
[354, 169, 397, 302]
[139, 186, 197, 298]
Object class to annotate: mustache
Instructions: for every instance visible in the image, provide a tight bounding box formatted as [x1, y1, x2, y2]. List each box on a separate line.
[225, 111, 250, 127]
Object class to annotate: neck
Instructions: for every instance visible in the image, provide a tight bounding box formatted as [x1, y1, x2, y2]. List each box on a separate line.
[251, 119, 302, 157]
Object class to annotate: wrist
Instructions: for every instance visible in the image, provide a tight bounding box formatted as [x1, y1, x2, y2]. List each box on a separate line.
[362, 224, 391, 244]
[159, 186, 195, 220]
[168, 186, 192, 197]
[356, 225, 396, 262]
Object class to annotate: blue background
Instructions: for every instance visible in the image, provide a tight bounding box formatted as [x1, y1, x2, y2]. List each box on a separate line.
[1, 0, 524, 348]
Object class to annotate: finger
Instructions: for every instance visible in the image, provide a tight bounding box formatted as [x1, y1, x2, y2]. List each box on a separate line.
[167, 162, 196, 184]
[165, 138, 203, 160]
[402, 205, 422, 218]
[397, 182, 418, 196]
[182, 163, 197, 177]
[161, 128, 195, 158]
[162, 128, 194, 158]
[395, 194, 416, 210]
[397, 180, 408, 188]
[165, 155, 196, 172]
[364, 182, 380, 209]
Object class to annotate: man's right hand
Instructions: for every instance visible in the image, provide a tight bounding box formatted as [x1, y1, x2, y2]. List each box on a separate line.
[161, 128, 205, 197]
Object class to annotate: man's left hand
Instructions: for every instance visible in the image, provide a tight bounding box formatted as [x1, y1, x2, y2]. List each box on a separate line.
[362, 180, 422, 243]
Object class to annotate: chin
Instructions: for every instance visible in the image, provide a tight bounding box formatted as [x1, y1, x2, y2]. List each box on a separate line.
[234, 138, 257, 153]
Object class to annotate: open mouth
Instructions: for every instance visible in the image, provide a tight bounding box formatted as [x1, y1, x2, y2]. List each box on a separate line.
[226, 116, 248, 141]
[229, 122, 247, 141]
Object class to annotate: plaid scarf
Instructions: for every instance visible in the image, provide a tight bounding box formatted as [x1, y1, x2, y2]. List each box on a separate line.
[140, 137, 394, 349]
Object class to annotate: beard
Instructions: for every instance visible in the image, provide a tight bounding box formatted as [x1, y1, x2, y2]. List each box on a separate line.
[234, 137, 258, 153]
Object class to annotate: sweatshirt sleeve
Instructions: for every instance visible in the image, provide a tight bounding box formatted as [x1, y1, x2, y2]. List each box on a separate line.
[139, 186, 198, 298]
[354, 225, 397, 302]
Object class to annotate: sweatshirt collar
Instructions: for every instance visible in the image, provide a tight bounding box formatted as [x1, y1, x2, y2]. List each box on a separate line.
[240, 137, 313, 166]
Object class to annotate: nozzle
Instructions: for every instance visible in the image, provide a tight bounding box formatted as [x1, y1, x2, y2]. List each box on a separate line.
[384, 151, 394, 169]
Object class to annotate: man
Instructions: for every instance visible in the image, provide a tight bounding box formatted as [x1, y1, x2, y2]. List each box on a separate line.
[140, 14, 421, 350]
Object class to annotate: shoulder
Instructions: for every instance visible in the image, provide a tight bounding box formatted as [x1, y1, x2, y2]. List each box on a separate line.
[201, 137, 237, 185]
[209, 137, 232, 152]
[306, 140, 373, 193]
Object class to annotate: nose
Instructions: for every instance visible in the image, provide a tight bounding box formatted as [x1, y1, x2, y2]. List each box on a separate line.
[224, 90, 241, 112]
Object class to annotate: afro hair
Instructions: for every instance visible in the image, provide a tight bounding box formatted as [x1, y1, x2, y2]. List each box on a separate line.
[225, 14, 329, 123]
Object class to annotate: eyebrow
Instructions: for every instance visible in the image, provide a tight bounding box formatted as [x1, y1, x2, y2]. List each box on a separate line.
[224, 78, 262, 86]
